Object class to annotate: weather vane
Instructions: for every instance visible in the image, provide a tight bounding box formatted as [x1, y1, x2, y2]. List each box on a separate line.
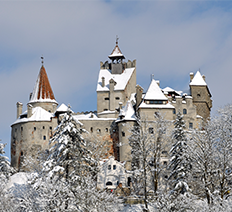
[116, 35, 119, 44]
[41, 56, 44, 65]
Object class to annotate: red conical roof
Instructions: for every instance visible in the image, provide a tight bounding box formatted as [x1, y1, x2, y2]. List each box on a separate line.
[29, 65, 56, 103]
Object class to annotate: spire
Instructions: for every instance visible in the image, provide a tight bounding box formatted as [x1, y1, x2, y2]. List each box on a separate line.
[108, 36, 125, 61]
[29, 62, 56, 103]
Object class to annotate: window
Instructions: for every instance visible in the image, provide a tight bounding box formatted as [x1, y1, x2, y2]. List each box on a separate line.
[149, 127, 154, 134]
[21, 127, 23, 131]
[115, 97, 120, 100]
[105, 128, 108, 132]
[97, 128, 101, 134]
[183, 109, 187, 114]
[106, 181, 112, 186]
[50, 126, 52, 130]
[127, 177, 131, 187]
[104, 97, 109, 100]
[173, 109, 176, 114]
[197, 93, 201, 97]
[189, 122, 193, 129]
[90, 127, 93, 133]
[104, 109, 108, 111]
[163, 161, 167, 166]
[43, 136, 46, 140]
[34, 127, 36, 131]
[113, 165, 116, 170]
[108, 165, 111, 170]
[162, 151, 167, 154]
[15, 128, 17, 132]
[122, 132, 125, 137]
[43, 126, 45, 129]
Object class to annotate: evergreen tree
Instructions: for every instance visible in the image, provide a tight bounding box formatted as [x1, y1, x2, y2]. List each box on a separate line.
[168, 112, 191, 195]
[30, 110, 120, 211]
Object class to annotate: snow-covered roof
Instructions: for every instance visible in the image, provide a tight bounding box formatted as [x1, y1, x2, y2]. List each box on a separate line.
[190, 71, 207, 86]
[144, 79, 168, 101]
[97, 68, 135, 92]
[162, 87, 182, 96]
[116, 101, 137, 122]
[73, 112, 98, 120]
[108, 43, 125, 59]
[139, 102, 175, 109]
[29, 65, 57, 104]
[12, 107, 53, 125]
[56, 103, 74, 113]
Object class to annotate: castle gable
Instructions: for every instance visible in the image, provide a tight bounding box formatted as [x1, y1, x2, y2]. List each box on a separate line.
[189, 71, 207, 86]
[144, 79, 168, 101]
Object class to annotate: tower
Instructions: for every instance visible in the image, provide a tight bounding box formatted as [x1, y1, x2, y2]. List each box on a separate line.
[97, 39, 136, 118]
[189, 71, 212, 121]
[11, 61, 58, 170]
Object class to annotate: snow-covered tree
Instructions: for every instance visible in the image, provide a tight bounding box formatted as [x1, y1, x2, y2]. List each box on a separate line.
[0, 142, 15, 212]
[168, 112, 191, 195]
[213, 104, 232, 200]
[190, 121, 217, 204]
[129, 114, 171, 211]
[0, 143, 14, 178]
[19, 110, 121, 212]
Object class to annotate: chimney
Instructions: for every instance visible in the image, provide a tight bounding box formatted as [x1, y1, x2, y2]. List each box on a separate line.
[156, 80, 160, 87]
[119, 102, 123, 109]
[27, 104, 32, 118]
[53, 104, 57, 113]
[102, 77, 105, 87]
[16, 102, 23, 119]
[136, 85, 144, 110]
[202, 75, 206, 82]
[190, 73, 194, 82]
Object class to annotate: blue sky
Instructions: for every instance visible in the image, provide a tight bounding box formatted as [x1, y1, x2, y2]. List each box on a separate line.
[1, 0, 232, 159]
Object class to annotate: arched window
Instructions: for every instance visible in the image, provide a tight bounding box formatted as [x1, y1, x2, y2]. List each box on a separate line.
[106, 181, 113, 186]
[183, 109, 187, 114]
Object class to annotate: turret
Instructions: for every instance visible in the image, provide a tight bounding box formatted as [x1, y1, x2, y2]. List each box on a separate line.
[189, 71, 212, 120]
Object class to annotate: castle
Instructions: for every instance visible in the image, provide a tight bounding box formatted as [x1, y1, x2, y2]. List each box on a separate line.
[11, 40, 212, 187]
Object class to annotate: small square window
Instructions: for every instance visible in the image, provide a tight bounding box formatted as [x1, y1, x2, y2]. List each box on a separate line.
[189, 123, 193, 129]
[149, 127, 154, 134]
